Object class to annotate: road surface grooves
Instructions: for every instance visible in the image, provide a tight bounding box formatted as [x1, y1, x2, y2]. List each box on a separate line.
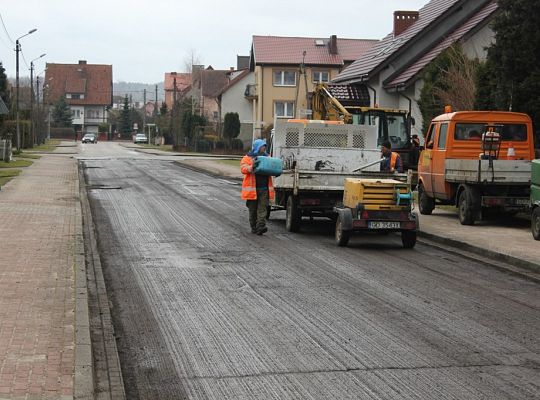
[83, 158, 540, 400]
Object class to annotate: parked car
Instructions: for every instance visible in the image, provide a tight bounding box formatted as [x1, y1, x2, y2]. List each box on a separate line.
[134, 133, 148, 144]
[82, 134, 97, 144]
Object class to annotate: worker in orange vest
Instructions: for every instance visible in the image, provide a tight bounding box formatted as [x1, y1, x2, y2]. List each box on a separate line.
[240, 139, 275, 235]
[380, 140, 403, 173]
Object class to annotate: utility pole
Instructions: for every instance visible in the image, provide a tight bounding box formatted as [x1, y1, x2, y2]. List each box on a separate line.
[172, 78, 177, 147]
[15, 29, 37, 151]
[29, 54, 45, 146]
[143, 88, 147, 143]
[155, 85, 158, 116]
[36, 76, 40, 144]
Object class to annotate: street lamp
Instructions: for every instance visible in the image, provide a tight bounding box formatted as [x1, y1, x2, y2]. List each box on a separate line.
[30, 53, 46, 146]
[15, 28, 37, 151]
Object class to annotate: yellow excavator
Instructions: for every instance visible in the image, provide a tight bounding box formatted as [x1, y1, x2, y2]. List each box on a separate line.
[311, 83, 417, 170]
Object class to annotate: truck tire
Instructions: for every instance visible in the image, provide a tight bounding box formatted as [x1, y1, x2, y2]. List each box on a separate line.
[532, 207, 540, 240]
[401, 230, 417, 249]
[335, 214, 350, 246]
[286, 196, 301, 232]
[458, 187, 478, 225]
[418, 183, 435, 215]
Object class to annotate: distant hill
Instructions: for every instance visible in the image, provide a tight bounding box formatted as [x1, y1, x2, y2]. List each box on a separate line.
[113, 81, 164, 102]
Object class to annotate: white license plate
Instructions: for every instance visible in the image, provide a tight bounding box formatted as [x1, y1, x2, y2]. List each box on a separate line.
[368, 221, 400, 229]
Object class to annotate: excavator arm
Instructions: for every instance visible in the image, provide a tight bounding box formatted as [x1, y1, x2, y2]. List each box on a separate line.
[312, 83, 353, 124]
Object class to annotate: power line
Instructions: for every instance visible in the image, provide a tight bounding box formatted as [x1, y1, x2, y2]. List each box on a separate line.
[0, 12, 14, 44]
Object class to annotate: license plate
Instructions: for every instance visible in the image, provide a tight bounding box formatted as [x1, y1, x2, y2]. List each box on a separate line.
[368, 221, 400, 229]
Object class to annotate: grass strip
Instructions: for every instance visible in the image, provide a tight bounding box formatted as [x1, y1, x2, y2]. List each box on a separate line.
[0, 160, 33, 168]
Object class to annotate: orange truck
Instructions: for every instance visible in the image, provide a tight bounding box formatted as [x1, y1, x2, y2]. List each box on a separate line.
[417, 110, 535, 225]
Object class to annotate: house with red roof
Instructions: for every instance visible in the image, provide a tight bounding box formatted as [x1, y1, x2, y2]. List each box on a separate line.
[163, 72, 191, 109]
[44, 60, 112, 136]
[248, 35, 377, 137]
[334, 0, 498, 135]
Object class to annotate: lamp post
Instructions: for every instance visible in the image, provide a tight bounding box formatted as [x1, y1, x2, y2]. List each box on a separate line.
[30, 54, 46, 146]
[15, 28, 37, 151]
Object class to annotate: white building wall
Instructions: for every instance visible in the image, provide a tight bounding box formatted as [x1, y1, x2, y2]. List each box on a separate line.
[461, 24, 495, 60]
[221, 72, 255, 123]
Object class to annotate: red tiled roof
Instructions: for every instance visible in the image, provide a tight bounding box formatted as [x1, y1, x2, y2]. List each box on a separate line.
[164, 72, 191, 92]
[334, 0, 462, 82]
[44, 62, 112, 105]
[194, 69, 230, 98]
[252, 35, 377, 66]
[385, 1, 498, 89]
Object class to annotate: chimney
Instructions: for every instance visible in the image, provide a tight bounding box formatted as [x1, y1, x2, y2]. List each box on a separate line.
[393, 11, 419, 36]
[329, 35, 338, 55]
[230, 67, 234, 71]
[78, 60, 87, 65]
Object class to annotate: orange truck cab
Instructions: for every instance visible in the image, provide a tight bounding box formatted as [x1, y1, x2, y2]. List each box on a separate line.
[417, 111, 534, 225]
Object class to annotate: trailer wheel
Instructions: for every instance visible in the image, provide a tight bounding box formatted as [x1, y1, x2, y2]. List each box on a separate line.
[418, 183, 435, 215]
[458, 187, 476, 225]
[286, 196, 301, 232]
[335, 214, 350, 246]
[532, 207, 540, 240]
[401, 230, 417, 249]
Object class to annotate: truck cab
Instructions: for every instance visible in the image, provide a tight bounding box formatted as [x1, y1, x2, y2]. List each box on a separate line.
[417, 111, 534, 225]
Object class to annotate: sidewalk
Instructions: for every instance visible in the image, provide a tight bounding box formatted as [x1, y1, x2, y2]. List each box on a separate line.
[175, 158, 540, 273]
[0, 147, 90, 399]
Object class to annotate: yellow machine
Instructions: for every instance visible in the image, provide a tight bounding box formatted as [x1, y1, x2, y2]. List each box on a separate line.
[334, 178, 418, 248]
[311, 83, 417, 170]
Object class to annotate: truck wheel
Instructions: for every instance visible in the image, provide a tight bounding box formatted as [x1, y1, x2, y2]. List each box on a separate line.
[286, 196, 301, 232]
[458, 188, 476, 225]
[532, 207, 540, 240]
[401, 230, 417, 248]
[335, 214, 350, 247]
[418, 183, 435, 215]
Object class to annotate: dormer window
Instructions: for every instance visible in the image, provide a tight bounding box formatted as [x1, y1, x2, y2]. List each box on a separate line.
[66, 93, 84, 99]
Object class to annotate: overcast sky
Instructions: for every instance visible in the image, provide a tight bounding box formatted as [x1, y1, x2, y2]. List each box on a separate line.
[1, 0, 428, 84]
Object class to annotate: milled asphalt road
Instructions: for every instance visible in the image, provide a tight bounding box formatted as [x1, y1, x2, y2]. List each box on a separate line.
[79, 142, 540, 400]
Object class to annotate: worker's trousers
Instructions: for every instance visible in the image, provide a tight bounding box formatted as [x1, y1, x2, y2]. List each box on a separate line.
[246, 190, 269, 230]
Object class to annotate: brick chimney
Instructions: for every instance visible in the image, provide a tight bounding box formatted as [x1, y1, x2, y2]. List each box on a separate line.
[329, 35, 338, 55]
[393, 11, 419, 36]
[78, 60, 87, 65]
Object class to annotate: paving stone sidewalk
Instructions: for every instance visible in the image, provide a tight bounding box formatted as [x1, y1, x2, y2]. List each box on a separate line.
[0, 153, 87, 399]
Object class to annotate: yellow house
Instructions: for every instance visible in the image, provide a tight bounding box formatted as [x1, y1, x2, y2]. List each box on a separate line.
[247, 35, 376, 138]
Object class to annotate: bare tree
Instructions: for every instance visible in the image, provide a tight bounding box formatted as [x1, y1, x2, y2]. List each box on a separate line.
[182, 49, 203, 74]
[433, 45, 479, 111]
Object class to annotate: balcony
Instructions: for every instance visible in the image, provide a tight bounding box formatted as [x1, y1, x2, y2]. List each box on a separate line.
[244, 84, 258, 99]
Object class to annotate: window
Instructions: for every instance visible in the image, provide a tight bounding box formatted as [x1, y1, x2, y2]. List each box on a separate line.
[425, 124, 435, 149]
[71, 109, 81, 118]
[454, 122, 527, 141]
[437, 123, 448, 149]
[274, 101, 294, 118]
[273, 70, 296, 86]
[71, 94, 80, 99]
[313, 71, 329, 83]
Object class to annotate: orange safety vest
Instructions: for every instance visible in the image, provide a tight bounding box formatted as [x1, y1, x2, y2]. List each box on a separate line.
[240, 155, 275, 200]
[390, 152, 399, 170]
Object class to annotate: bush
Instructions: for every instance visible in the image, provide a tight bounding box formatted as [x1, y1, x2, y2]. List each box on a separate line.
[231, 138, 244, 150]
[215, 140, 227, 149]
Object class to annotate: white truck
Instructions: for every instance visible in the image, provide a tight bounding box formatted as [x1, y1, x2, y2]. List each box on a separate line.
[271, 119, 406, 231]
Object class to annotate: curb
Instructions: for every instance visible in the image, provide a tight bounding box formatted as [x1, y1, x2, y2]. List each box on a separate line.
[119, 144, 243, 159]
[173, 160, 243, 182]
[78, 163, 126, 399]
[74, 165, 94, 399]
[418, 231, 540, 278]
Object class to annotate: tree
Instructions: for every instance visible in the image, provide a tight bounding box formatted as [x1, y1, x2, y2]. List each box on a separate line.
[181, 109, 206, 148]
[120, 96, 131, 137]
[52, 96, 73, 127]
[222, 112, 241, 144]
[418, 45, 478, 132]
[0, 62, 9, 134]
[160, 102, 168, 116]
[475, 0, 540, 130]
